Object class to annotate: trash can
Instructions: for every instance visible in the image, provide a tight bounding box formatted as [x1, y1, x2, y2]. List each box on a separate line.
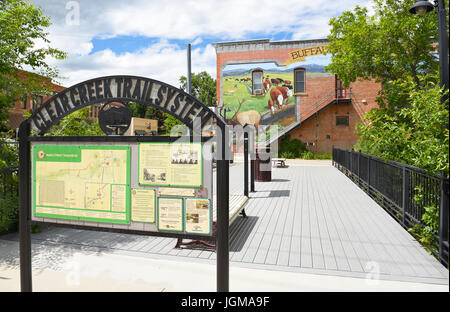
[254, 146, 271, 182]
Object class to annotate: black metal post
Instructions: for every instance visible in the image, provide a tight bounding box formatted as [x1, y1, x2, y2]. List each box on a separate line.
[250, 158, 255, 192]
[249, 127, 255, 192]
[244, 132, 249, 197]
[402, 167, 410, 227]
[349, 149, 353, 176]
[216, 122, 229, 292]
[332, 146, 335, 167]
[186, 43, 192, 95]
[436, 0, 449, 110]
[357, 150, 361, 186]
[439, 174, 449, 266]
[18, 121, 32, 292]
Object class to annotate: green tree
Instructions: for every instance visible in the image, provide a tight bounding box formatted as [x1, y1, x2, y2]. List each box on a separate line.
[127, 102, 165, 132]
[43, 107, 104, 136]
[355, 76, 449, 175]
[0, 0, 66, 131]
[325, 0, 439, 90]
[163, 113, 182, 135]
[327, 0, 449, 175]
[179, 71, 217, 106]
[0, 135, 18, 168]
[127, 102, 147, 118]
[145, 106, 165, 131]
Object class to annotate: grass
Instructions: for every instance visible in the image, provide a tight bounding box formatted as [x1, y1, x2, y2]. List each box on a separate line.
[222, 72, 295, 116]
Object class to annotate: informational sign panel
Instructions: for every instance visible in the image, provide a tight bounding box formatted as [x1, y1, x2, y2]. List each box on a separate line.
[157, 197, 184, 232]
[131, 188, 155, 223]
[185, 198, 211, 235]
[139, 142, 202, 187]
[33, 145, 130, 224]
[31, 140, 213, 237]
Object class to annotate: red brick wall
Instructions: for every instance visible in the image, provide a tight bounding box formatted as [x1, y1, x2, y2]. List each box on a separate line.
[6, 70, 66, 131]
[299, 75, 336, 117]
[289, 79, 381, 154]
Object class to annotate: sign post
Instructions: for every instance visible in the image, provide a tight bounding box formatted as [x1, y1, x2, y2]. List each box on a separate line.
[216, 121, 229, 292]
[18, 121, 32, 292]
[18, 75, 230, 292]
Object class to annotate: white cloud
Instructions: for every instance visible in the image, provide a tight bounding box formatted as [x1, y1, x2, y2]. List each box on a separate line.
[52, 40, 216, 88]
[30, 0, 372, 88]
[191, 37, 203, 46]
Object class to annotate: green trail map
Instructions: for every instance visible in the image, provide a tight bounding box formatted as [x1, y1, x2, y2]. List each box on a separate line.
[33, 145, 130, 224]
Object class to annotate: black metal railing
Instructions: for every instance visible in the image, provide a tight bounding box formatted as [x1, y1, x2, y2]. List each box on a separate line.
[332, 147, 449, 268]
[0, 166, 19, 233]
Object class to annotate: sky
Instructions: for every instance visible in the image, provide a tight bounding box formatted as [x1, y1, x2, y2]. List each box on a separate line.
[30, 0, 372, 88]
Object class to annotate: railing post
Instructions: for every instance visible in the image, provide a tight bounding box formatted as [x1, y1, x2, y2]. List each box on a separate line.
[402, 167, 409, 228]
[358, 150, 361, 186]
[439, 173, 449, 267]
[244, 132, 249, 197]
[350, 149, 353, 177]
[331, 146, 334, 166]
[367, 155, 371, 191]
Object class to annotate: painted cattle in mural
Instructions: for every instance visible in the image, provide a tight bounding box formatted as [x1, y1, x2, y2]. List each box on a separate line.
[268, 86, 293, 112]
[263, 78, 272, 92]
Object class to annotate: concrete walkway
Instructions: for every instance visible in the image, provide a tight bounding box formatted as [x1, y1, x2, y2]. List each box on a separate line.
[1, 161, 448, 291]
[0, 239, 447, 292]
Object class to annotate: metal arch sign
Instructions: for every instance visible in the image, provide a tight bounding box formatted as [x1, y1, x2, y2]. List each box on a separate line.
[18, 75, 232, 292]
[28, 75, 219, 134]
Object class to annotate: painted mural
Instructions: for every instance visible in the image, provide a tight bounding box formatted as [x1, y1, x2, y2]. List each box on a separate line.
[221, 53, 332, 134]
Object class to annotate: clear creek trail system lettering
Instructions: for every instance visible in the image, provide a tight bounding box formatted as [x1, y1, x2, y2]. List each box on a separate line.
[30, 77, 215, 134]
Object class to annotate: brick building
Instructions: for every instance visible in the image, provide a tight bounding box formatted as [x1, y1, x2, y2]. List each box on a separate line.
[6, 70, 66, 133]
[213, 39, 381, 154]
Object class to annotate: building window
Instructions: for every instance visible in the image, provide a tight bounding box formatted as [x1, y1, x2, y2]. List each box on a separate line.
[336, 116, 349, 126]
[22, 95, 27, 109]
[31, 95, 44, 112]
[294, 67, 306, 93]
[252, 69, 263, 95]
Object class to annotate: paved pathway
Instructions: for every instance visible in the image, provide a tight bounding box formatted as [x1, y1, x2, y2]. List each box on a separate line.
[1, 162, 448, 286]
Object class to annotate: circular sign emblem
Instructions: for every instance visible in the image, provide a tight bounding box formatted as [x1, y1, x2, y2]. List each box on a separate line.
[37, 150, 46, 160]
[98, 102, 132, 135]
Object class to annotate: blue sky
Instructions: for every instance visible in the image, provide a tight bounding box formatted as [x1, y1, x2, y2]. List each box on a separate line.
[31, 0, 372, 87]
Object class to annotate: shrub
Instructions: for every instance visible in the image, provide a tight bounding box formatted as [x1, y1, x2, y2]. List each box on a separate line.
[301, 150, 314, 159]
[313, 153, 332, 160]
[278, 135, 307, 158]
[279, 151, 297, 159]
[0, 172, 19, 234]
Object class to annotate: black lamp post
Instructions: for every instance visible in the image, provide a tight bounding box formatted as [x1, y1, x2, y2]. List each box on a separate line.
[409, 0, 449, 107]
[410, 0, 449, 269]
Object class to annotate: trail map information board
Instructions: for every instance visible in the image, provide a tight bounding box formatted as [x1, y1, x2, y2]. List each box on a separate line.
[157, 197, 184, 232]
[139, 142, 202, 187]
[33, 145, 130, 224]
[131, 188, 155, 223]
[185, 198, 211, 234]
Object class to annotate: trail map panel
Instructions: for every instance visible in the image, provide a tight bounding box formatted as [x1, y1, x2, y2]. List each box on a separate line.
[33, 145, 130, 224]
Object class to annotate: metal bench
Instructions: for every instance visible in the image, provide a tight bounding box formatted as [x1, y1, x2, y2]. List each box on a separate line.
[272, 158, 286, 168]
[175, 195, 248, 249]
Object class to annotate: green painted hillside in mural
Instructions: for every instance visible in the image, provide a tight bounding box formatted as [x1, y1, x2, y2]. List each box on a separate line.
[221, 56, 331, 134]
[223, 71, 295, 116]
